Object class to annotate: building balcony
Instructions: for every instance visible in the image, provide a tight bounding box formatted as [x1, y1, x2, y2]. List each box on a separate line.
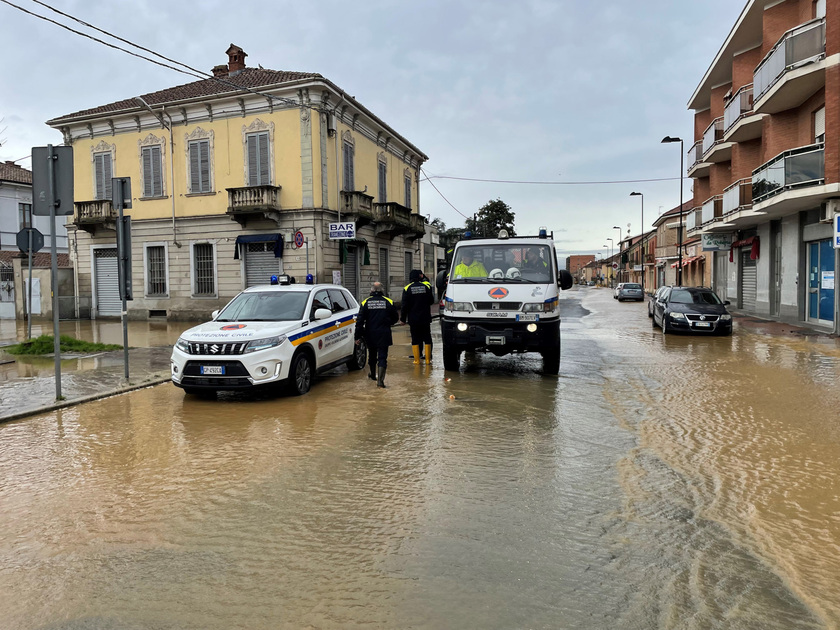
[687, 140, 711, 178]
[700, 195, 723, 229]
[753, 18, 828, 115]
[74, 200, 116, 234]
[752, 143, 824, 205]
[685, 206, 703, 236]
[723, 85, 765, 143]
[373, 202, 424, 239]
[702, 117, 733, 163]
[340, 190, 375, 227]
[226, 185, 282, 225]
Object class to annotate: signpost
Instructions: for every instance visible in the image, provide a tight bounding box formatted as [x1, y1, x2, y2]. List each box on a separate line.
[31, 145, 74, 401]
[112, 177, 133, 380]
[16, 227, 44, 340]
[834, 213, 840, 248]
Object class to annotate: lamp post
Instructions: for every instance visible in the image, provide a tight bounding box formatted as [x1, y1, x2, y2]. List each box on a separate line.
[661, 136, 684, 285]
[606, 238, 614, 287]
[612, 225, 622, 284]
[630, 192, 644, 296]
[603, 245, 609, 285]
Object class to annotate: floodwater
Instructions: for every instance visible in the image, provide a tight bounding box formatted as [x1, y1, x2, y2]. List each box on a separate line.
[1, 289, 839, 629]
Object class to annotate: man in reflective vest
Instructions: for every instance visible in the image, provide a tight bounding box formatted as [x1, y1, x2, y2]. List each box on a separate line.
[401, 269, 435, 365]
[355, 282, 399, 388]
[453, 251, 487, 278]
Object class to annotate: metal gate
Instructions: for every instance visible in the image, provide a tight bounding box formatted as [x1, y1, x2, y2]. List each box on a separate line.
[714, 252, 728, 300]
[94, 248, 121, 316]
[740, 250, 757, 312]
[344, 246, 359, 301]
[0, 262, 14, 319]
[245, 242, 281, 287]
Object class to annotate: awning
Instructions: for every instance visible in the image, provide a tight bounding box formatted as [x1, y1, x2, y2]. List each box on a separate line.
[233, 233, 284, 260]
[670, 256, 703, 268]
[729, 235, 759, 263]
[339, 238, 371, 265]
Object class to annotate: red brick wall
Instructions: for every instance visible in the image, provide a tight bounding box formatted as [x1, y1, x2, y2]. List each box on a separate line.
[827, 65, 840, 184]
[710, 84, 731, 120]
[694, 110, 712, 142]
[694, 177, 711, 204]
[827, 0, 839, 56]
[732, 47, 763, 91]
[709, 162, 732, 197]
[567, 255, 595, 274]
[762, 1, 806, 55]
[732, 140, 762, 181]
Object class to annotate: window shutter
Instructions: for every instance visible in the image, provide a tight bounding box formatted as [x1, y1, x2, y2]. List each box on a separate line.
[199, 140, 210, 192]
[247, 134, 259, 186]
[259, 133, 270, 185]
[95, 154, 105, 199]
[348, 146, 354, 191]
[189, 142, 200, 193]
[815, 106, 825, 142]
[151, 146, 163, 197]
[142, 147, 153, 197]
[343, 143, 351, 191]
[404, 176, 411, 209]
[103, 154, 112, 200]
[378, 161, 387, 203]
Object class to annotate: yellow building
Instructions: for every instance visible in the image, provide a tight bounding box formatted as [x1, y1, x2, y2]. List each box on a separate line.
[47, 45, 429, 319]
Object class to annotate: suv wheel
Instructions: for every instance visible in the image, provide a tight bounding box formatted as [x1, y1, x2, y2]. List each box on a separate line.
[288, 352, 313, 395]
[347, 339, 367, 371]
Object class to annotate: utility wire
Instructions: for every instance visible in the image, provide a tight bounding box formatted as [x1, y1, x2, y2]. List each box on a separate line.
[420, 168, 469, 220]
[420, 174, 684, 185]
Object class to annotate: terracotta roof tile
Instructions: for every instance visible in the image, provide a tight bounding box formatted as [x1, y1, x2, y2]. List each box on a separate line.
[48, 68, 323, 123]
[0, 162, 32, 184]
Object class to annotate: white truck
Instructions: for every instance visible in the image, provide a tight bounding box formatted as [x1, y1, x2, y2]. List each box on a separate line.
[440, 230, 573, 373]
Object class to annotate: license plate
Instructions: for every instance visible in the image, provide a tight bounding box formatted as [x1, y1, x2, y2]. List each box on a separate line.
[694, 322, 711, 328]
[516, 314, 539, 322]
[200, 365, 225, 375]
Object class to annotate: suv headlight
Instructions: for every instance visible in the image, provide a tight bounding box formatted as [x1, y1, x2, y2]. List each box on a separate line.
[669, 312, 686, 320]
[720, 314, 732, 321]
[244, 335, 287, 354]
[445, 301, 473, 313]
[175, 337, 190, 353]
[523, 302, 549, 313]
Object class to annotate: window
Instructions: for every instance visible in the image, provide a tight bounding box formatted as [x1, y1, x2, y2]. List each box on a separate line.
[246, 132, 270, 186]
[311, 290, 332, 318]
[328, 289, 349, 313]
[94, 152, 112, 200]
[189, 140, 212, 193]
[404, 174, 411, 209]
[378, 159, 387, 203]
[815, 106, 825, 143]
[342, 141, 355, 191]
[192, 243, 215, 296]
[145, 244, 167, 297]
[141, 145, 164, 198]
[18, 203, 32, 228]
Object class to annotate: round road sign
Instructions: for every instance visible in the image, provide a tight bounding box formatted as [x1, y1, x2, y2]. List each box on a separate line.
[294, 231, 305, 248]
[16, 227, 44, 254]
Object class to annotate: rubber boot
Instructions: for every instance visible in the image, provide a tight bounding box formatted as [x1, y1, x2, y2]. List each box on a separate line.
[377, 366, 387, 388]
[412, 345, 421, 365]
[368, 364, 377, 381]
[425, 343, 432, 365]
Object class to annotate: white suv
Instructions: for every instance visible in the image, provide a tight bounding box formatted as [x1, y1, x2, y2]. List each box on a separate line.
[170, 282, 367, 396]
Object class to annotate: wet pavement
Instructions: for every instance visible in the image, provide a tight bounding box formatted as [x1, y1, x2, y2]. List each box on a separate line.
[2, 289, 840, 629]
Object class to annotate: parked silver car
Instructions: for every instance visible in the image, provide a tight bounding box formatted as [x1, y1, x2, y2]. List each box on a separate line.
[617, 282, 643, 302]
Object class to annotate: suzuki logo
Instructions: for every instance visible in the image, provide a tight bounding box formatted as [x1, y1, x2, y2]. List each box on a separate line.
[210, 344, 220, 354]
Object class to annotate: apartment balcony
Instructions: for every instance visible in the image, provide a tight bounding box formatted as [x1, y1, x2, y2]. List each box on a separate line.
[373, 202, 425, 239]
[74, 200, 116, 234]
[700, 195, 723, 229]
[753, 18, 828, 115]
[701, 117, 733, 164]
[685, 206, 703, 236]
[723, 85, 765, 143]
[751, 143, 840, 217]
[226, 185, 282, 225]
[340, 190, 375, 227]
[687, 140, 711, 178]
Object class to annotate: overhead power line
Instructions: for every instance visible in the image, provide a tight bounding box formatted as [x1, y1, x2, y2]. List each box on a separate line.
[420, 168, 468, 220]
[420, 174, 683, 185]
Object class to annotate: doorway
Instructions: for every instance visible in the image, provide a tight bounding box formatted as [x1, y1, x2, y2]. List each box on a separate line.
[807, 239, 835, 326]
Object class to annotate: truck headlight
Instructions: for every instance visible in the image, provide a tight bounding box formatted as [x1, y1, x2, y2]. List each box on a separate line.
[175, 337, 190, 353]
[445, 301, 473, 313]
[523, 303, 549, 313]
[244, 336, 286, 354]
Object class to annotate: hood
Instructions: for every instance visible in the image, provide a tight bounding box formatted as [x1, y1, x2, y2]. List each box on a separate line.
[179, 320, 301, 341]
[454, 283, 556, 303]
[669, 302, 728, 315]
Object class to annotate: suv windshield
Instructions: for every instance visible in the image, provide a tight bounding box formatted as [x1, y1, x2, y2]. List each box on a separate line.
[669, 289, 722, 305]
[216, 291, 310, 322]
[450, 243, 553, 283]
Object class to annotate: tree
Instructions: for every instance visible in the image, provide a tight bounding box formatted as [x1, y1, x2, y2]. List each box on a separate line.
[466, 198, 516, 237]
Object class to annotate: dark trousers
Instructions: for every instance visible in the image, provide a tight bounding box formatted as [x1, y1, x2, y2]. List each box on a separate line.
[409, 322, 432, 346]
[367, 343, 389, 369]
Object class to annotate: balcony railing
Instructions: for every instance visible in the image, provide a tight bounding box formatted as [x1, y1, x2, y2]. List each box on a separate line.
[752, 143, 824, 203]
[722, 178, 753, 215]
[688, 140, 703, 170]
[702, 117, 724, 156]
[701, 195, 723, 224]
[754, 18, 826, 100]
[724, 85, 754, 132]
[226, 185, 282, 213]
[74, 200, 116, 223]
[340, 190, 374, 214]
[685, 207, 702, 231]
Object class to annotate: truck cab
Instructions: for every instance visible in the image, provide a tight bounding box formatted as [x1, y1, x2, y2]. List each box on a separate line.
[440, 230, 573, 373]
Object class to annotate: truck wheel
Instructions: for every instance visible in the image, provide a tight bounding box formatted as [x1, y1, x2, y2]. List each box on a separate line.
[288, 352, 313, 395]
[542, 348, 560, 374]
[347, 340, 367, 371]
[443, 346, 461, 371]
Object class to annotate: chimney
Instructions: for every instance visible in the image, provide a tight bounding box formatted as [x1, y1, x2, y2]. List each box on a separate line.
[212, 64, 228, 78]
[226, 44, 247, 75]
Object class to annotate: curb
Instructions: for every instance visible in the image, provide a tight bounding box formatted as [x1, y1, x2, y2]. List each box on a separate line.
[0, 374, 172, 425]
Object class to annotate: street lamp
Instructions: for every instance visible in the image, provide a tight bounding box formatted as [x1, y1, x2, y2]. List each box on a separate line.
[630, 192, 644, 297]
[612, 226, 621, 284]
[661, 136, 684, 285]
[603, 245, 609, 285]
[606, 238, 614, 287]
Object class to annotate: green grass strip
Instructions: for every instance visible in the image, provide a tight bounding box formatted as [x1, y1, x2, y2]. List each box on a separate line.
[4, 335, 123, 355]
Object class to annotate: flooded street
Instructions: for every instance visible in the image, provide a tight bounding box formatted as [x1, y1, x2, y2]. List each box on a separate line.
[2, 287, 840, 629]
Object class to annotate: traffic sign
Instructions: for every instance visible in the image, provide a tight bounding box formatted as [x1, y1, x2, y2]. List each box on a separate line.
[16, 227, 44, 254]
[294, 230, 305, 248]
[835, 213, 840, 248]
[31, 145, 74, 216]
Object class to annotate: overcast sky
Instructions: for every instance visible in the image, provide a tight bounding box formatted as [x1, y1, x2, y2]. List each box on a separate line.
[0, 0, 745, 258]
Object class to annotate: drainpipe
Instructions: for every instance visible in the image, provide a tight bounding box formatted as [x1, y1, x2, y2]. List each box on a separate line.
[333, 92, 346, 222]
[135, 97, 180, 248]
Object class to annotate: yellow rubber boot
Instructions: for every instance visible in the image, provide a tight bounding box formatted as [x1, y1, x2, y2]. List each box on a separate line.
[412, 345, 421, 365]
[425, 344, 432, 365]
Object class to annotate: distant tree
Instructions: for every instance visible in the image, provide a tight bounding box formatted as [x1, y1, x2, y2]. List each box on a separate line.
[466, 199, 516, 237]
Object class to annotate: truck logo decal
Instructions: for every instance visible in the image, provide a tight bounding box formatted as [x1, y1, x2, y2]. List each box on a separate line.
[488, 288, 509, 299]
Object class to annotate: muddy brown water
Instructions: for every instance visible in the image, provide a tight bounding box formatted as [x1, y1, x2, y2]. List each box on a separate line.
[1, 289, 839, 629]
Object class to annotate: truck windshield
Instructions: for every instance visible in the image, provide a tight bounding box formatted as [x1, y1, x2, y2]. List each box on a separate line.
[449, 244, 553, 283]
[215, 291, 309, 322]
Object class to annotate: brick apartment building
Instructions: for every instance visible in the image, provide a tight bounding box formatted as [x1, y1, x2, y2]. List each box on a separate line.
[565, 254, 595, 283]
[687, 0, 838, 332]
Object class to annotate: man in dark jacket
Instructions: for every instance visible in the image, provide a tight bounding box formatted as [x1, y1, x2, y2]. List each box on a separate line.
[401, 269, 435, 365]
[355, 282, 399, 388]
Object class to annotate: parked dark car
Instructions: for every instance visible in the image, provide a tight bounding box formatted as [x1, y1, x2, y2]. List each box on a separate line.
[617, 282, 643, 301]
[651, 287, 733, 335]
[648, 286, 669, 317]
